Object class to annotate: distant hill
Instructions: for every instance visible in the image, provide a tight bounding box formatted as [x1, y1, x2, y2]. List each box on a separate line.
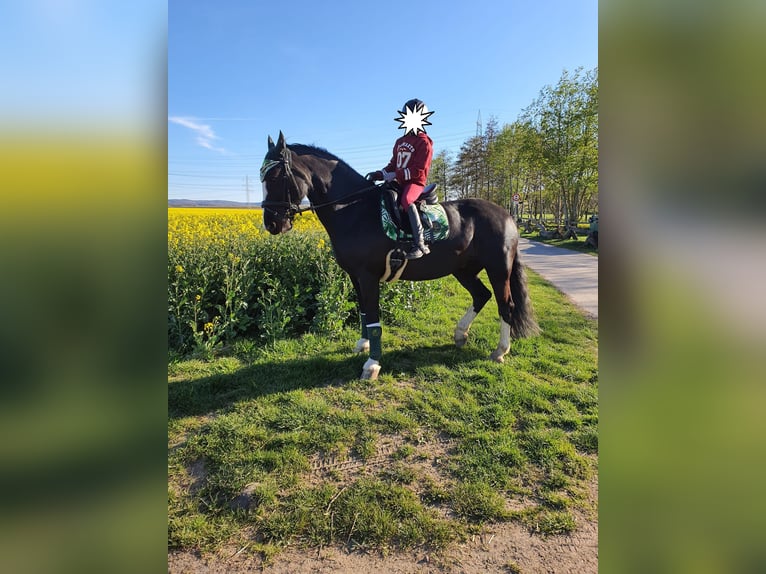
[168, 199, 260, 208]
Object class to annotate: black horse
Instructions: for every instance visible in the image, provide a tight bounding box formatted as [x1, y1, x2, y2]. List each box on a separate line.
[261, 131, 539, 379]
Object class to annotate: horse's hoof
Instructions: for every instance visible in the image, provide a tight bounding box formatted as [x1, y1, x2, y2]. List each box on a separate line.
[489, 351, 506, 363]
[353, 338, 370, 354]
[360, 358, 381, 380]
[361, 367, 380, 380]
[454, 331, 468, 348]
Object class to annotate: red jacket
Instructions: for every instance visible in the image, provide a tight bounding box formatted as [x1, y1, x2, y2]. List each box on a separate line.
[381, 132, 433, 187]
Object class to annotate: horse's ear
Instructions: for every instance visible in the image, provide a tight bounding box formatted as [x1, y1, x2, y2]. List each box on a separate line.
[267, 135, 275, 151]
[276, 131, 287, 150]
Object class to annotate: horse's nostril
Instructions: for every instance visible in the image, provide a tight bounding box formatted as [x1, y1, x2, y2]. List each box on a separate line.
[266, 219, 279, 234]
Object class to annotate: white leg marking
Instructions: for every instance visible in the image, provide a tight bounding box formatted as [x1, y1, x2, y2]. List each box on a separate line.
[354, 338, 370, 354]
[454, 306, 478, 347]
[361, 358, 381, 380]
[490, 321, 512, 363]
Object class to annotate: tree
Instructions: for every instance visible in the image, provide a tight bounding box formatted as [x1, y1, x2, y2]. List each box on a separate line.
[488, 120, 544, 215]
[428, 150, 453, 200]
[428, 67, 598, 223]
[482, 116, 500, 202]
[452, 135, 485, 200]
[450, 117, 501, 203]
[523, 67, 598, 225]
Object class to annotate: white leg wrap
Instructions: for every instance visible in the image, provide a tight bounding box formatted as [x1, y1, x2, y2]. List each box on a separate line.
[490, 321, 512, 363]
[353, 338, 370, 354]
[454, 307, 478, 347]
[361, 358, 381, 380]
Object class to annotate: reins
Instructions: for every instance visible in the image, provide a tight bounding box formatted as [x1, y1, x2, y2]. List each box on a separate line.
[260, 147, 380, 219]
[299, 184, 380, 213]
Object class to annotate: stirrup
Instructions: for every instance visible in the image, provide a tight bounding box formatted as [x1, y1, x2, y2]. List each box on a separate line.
[405, 244, 430, 260]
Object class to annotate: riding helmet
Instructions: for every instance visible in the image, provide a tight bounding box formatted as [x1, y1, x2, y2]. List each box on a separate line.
[401, 98, 428, 114]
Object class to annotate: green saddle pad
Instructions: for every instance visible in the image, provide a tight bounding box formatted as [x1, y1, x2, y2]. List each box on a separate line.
[380, 198, 449, 243]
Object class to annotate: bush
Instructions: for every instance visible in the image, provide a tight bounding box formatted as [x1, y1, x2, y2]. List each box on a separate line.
[168, 208, 437, 356]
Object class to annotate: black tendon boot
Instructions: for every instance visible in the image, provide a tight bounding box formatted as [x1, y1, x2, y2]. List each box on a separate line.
[405, 204, 430, 259]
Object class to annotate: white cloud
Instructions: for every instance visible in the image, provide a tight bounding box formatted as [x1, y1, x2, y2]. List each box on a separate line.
[169, 116, 227, 153]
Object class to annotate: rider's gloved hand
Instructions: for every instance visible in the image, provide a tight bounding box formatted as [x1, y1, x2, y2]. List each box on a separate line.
[365, 171, 383, 181]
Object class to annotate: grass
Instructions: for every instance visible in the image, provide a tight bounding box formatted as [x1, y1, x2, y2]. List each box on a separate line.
[519, 228, 598, 255]
[168, 270, 597, 558]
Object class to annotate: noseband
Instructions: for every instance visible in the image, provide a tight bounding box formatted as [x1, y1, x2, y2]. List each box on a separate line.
[260, 147, 307, 221]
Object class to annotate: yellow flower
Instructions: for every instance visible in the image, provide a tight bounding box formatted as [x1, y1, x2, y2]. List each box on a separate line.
[175, 264, 185, 273]
[195, 294, 201, 302]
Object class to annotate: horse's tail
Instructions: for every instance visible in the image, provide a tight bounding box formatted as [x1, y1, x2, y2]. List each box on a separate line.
[509, 252, 541, 338]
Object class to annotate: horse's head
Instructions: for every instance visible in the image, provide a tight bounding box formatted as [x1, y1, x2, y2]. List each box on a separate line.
[261, 131, 306, 234]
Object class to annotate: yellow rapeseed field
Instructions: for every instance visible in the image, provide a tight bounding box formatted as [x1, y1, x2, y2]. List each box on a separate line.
[168, 207, 325, 247]
[168, 206, 433, 356]
[168, 207, 337, 355]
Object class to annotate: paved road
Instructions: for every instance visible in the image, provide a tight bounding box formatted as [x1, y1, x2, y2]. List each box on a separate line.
[517, 238, 598, 319]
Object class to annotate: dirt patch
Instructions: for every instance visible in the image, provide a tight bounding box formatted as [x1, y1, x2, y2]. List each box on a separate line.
[306, 433, 456, 481]
[170, 435, 598, 573]
[168, 473, 597, 574]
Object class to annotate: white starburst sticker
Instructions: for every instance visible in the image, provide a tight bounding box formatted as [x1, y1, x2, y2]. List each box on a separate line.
[395, 102, 434, 136]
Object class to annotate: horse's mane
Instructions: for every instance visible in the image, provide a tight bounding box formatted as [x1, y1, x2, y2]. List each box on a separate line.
[288, 143, 359, 176]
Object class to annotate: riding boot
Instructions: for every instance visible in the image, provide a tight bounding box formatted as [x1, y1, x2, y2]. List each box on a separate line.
[405, 204, 430, 259]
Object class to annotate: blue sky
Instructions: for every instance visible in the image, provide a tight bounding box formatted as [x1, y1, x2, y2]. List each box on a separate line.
[169, 0, 597, 202]
[1, 1, 164, 129]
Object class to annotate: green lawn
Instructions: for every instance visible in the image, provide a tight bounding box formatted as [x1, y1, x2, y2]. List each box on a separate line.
[519, 228, 598, 255]
[168, 270, 598, 559]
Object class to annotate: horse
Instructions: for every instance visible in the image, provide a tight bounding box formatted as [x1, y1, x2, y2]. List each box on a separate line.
[261, 131, 539, 380]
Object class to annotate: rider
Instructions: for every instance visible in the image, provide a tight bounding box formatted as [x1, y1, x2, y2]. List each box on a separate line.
[366, 98, 434, 259]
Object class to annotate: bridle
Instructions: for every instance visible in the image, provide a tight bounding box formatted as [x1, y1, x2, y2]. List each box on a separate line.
[260, 146, 308, 222]
[260, 146, 380, 223]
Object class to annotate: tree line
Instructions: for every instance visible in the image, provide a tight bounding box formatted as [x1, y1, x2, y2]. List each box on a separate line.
[429, 67, 598, 227]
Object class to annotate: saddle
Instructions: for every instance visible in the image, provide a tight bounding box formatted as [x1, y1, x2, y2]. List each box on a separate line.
[377, 183, 448, 282]
[379, 183, 449, 245]
[381, 183, 439, 234]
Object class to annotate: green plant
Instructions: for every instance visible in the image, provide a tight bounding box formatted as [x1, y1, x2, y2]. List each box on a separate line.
[450, 481, 510, 522]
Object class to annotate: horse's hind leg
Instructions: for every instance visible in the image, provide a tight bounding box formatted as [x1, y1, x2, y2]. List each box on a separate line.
[490, 321, 512, 363]
[452, 270, 492, 347]
[486, 266, 515, 363]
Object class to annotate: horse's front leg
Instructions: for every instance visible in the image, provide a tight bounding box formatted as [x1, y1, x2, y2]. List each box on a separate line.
[353, 322, 371, 354]
[354, 275, 382, 380]
[350, 276, 370, 354]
